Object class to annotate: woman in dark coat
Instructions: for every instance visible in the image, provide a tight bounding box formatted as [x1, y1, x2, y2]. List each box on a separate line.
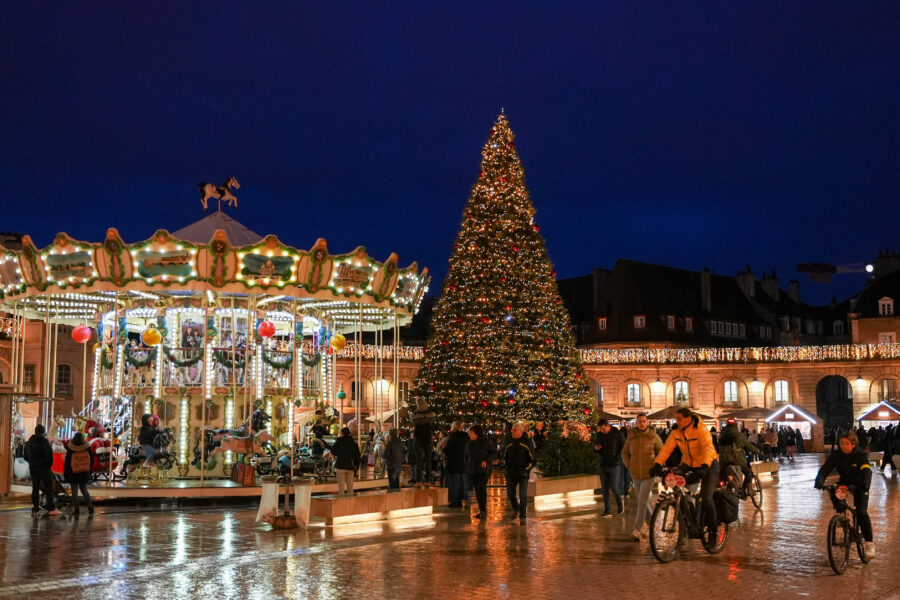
[64, 432, 95, 516]
[467, 425, 498, 519]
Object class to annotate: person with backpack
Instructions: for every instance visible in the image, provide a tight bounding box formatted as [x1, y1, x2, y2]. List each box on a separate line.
[64, 432, 95, 517]
[718, 419, 761, 492]
[23, 424, 59, 516]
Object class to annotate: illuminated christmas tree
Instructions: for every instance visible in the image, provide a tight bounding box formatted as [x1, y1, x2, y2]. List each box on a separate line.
[411, 114, 592, 427]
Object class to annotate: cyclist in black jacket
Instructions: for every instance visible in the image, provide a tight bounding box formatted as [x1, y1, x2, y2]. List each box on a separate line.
[815, 431, 874, 559]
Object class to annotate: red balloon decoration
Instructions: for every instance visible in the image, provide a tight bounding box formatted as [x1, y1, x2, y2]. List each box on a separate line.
[257, 320, 276, 338]
[72, 325, 92, 344]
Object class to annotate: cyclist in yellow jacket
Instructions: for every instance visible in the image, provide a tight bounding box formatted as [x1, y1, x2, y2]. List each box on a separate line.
[650, 408, 720, 545]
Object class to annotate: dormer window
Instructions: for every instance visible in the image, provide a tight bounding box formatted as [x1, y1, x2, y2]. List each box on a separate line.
[598, 317, 607, 331]
[666, 315, 675, 330]
[685, 317, 693, 332]
[880, 297, 894, 317]
[634, 315, 646, 329]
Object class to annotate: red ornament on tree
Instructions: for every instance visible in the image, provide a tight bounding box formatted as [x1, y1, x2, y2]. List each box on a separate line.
[481, 317, 490, 324]
[508, 398, 516, 404]
[505, 305, 512, 311]
[512, 245, 519, 252]
[533, 224, 540, 232]
[583, 407, 591, 415]
[72, 325, 91, 344]
[257, 320, 276, 338]
[538, 384, 546, 391]
[480, 401, 489, 407]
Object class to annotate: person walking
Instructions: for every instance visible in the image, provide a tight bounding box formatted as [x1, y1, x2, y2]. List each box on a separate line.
[330, 427, 361, 496]
[785, 427, 796, 460]
[444, 422, 469, 507]
[412, 400, 436, 488]
[593, 419, 625, 517]
[64, 432, 95, 517]
[467, 425, 497, 520]
[382, 428, 405, 490]
[880, 424, 896, 473]
[503, 423, 535, 524]
[23, 424, 59, 516]
[622, 414, 662, 540]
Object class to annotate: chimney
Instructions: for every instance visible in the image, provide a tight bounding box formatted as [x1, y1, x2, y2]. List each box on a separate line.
[735, 266, 755, 298]
[786, 279, 801, 304]
[874, 249, 900, 278]
[592, 268, 610, 313]
[760, 270, 780, 301]
[700, 268, 712, 312]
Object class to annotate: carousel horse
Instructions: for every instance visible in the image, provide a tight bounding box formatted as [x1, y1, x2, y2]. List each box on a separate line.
[208, 429, 274, 458]
[198, 176, 240, 211]
[192, 409, 272, 466]
[123, 427, 177, 479]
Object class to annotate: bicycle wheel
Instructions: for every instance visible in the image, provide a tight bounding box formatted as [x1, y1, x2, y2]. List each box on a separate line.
[827, 515, 850, 574]
[855, 518, 871, 564]
[749, 475, 763, 509]
[650, 498, 682, 563]
[702, 522, 729, 554]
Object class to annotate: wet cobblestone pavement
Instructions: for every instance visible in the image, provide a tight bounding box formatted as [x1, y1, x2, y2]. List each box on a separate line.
[2, 454, 900, 600]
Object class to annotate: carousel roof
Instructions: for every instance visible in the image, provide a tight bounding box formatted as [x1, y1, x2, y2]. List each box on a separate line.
[0, 209, 430, 331]
[172, 211, 262, 246]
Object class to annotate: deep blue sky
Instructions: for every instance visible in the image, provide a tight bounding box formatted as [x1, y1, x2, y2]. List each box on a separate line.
[2, 3, 898, 305]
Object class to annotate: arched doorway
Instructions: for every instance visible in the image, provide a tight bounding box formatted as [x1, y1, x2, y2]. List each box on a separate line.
[816, 375, 853, 435]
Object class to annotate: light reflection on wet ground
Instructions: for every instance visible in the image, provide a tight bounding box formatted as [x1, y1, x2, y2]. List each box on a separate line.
[2, 454, 900, 599]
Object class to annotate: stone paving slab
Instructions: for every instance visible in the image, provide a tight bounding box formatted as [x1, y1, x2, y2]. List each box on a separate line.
[2, 456, 900, 600]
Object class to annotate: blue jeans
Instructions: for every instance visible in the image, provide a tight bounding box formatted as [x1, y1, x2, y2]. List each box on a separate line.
[598, 464, 623, 512]
[446, 473, 467, 504]
[506, 472, 529, 516]
[142, 444, 158, 465]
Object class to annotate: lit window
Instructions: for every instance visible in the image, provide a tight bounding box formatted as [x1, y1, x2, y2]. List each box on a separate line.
[674, 381, 689, 404]
[598, 317, 607, 331]
[880, 332, 897, 344]
[774, 379, 790, 404]
[724, 380, 738, 404]
[398, 381, 410, 404]
[666, 315, 675, 330]
[685, 317, 693, 332]
[881, 379, 898, 402]
[833, 320, 844, 336]
[634, 316, 646, 329]
[627, 383, 642, 405]
[879, 298, 894, 317]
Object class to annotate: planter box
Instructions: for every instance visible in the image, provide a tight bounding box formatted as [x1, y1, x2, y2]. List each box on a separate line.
[528, 473, 601, 502]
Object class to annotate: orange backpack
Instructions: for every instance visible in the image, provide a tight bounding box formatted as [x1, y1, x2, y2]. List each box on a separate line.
[70, 449, 91, 474]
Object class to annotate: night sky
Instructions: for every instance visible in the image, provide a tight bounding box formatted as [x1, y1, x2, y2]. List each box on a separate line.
[2, 4, 898, 306]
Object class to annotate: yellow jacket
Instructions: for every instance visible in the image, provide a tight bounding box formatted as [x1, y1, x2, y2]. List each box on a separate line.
[655, 417, 718, 468]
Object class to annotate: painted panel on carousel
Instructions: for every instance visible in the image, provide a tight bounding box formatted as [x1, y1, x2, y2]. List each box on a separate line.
[329, 248, 374, 296]
[0, 251, 24, 296]
[201, 231, 236, 287]
[129, 230, 199, 283]
[296, 238, 332, 293]
[236, 235, 299, 288]
[43, 233, 97, 289]
[16, 236, 45, 290]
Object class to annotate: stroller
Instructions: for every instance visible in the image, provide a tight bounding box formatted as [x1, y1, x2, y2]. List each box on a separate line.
[40, 466, 74, 516]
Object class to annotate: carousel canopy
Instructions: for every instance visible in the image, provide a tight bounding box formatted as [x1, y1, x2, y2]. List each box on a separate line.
[0, 212, 429, 332]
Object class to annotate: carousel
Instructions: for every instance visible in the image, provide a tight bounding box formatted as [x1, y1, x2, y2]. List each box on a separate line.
[1, 191, 429, 493]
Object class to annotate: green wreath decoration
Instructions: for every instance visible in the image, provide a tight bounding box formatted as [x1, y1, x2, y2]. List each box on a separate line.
[99, 348, 115, 370]
[301, 352, 322, 367]
[212, 349, 247, 369]
[262, 349, 293, 371]
[124, 346, 158, 368]
[162, 346, 204, 367]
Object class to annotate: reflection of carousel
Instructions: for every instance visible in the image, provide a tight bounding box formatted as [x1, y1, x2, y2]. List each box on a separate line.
[2, 196, 429, 494]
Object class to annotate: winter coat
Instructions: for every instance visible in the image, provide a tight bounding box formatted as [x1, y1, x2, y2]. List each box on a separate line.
[816, 447, 872, 489]
[622, 426, 663, 479]
[64, 439, 94, 485]
[330, 435, 361, 471]
[23, 434, 53, 471]
[467, 437, 497, 476]
[655, 415, 718, 469]
[138, 425, 158, 446]
[444, 431, 469, 475]
[718, 424, 760, 468]
[382, 437, 405, 471]
[592, 429, 624, 467]
[503, 436, 535, 478]
[412, 406, 435, 448]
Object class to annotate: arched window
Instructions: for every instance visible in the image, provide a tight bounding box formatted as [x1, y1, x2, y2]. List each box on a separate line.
[626, 383, 642, 406]
[880, 378, 898, 402]
[56, 364, 72, 397]
[674, 381, 689, 405]
[723, 380, 739, 405]
[589, 379, 604, 406]
[774, 379, 790, 404]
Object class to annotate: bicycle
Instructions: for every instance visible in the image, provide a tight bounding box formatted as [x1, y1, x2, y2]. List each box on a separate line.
[721, 464, 763, 509]
[824, 484, 871, 574]
[649, 468, 728, 563]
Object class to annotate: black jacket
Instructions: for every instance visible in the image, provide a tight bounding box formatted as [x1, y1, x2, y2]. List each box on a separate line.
[330, 435, 361, 471]
[593, 429, 624, 467]
[467, 437, 497, 475]
[444, 431, 469, 475]
[23, 434, 53, 470]
[503, 437, 535, 477]
[412, 407, 435, 448]
[138, 425, 158, 446]
[382, 438, 405, 471]
[64, 440, 94, 485]
[718, 424, 760, 468]
[815, 447, 872, 489]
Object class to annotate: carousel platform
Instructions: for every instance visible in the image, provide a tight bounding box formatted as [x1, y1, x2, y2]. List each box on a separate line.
[9, 474, 393, 500]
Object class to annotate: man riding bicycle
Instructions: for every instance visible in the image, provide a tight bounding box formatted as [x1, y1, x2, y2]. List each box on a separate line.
[650, 408, 720, 545]
[718, 419, 760, 492]
[814, 430, 874, 560]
